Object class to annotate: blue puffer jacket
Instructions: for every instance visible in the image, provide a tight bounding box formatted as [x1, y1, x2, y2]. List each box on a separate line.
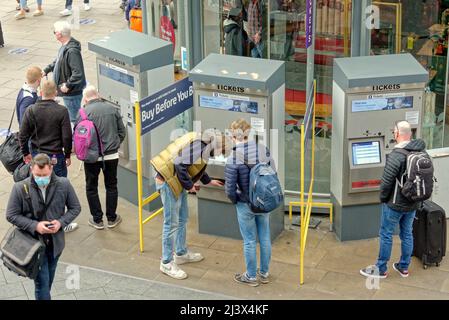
[225, 140, 275, 204]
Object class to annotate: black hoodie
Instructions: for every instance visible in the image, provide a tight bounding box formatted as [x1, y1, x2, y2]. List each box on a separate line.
[44, 37, 87, 97]
[380, 139, 427, 212]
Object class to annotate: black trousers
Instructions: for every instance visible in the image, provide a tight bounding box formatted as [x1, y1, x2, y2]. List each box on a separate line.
[84, 159, 119, 223]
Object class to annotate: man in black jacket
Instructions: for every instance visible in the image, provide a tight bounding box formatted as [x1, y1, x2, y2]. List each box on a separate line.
[6, 153, 81, 300]
[224, 7, 248, 56]
[360, 121, 426, 279]
[80, 86, 126, 230]
[19, 80, 72, 178]
[43, 21, 86, 125]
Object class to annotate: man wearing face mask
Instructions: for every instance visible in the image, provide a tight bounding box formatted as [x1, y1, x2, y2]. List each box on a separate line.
[6, 153, 81, 300]
[19, 80, 73, 178]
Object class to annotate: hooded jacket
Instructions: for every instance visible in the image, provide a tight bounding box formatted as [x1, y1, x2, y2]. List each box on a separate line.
[380, 139, 427, 212]
[225, 140, 274, 204]
[44, 37, 87, 97]
[224, 18, 247, 56]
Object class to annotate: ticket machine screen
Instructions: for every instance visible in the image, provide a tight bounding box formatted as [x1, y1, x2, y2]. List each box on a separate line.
[352, 141, 381, 165]
[199, 96, 258, 114]
[352, 96, 413, 113]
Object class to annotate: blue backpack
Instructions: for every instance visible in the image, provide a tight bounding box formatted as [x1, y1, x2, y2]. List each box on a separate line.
[248, 162, 283, 213]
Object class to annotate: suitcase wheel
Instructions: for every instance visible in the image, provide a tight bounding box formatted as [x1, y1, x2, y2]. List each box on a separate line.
[436, 262, 440, 267]
[423, 264, 428, 270]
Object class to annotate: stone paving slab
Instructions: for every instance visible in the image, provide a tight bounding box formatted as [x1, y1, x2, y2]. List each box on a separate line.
[1, 0, 449, 301]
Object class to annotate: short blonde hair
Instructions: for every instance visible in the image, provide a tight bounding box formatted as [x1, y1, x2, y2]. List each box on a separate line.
[26, 66, 42, 84]
[82, 85, 99, 101]
[40, 80, 58, 98]
[229, 118, 251, 141]
[395, 120, 412, 136]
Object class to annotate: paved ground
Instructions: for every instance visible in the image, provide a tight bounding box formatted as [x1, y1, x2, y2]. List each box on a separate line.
[1, 0, 449, 300]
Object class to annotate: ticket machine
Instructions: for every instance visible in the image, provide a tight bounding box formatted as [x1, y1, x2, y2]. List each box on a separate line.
[88, 30, 177, 206]
[189, 54, 286, 240]
[331, 53, 428, 241]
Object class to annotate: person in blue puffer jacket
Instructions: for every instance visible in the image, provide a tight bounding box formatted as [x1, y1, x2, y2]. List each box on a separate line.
[224, 118, 275, 287]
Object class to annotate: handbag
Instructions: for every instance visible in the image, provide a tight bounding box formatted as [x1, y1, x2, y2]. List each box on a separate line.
[0, 108, 23, 173]
[12, 108, 40, 183]
[0, 183, 45, 280]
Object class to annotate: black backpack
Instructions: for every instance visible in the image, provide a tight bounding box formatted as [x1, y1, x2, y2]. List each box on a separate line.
[395, 149, 436, 202]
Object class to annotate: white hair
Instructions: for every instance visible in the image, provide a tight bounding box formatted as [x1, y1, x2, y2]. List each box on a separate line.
[54, 21, 72, 37]
[396, 121, 412, 136]
[82, 85, 99, 101]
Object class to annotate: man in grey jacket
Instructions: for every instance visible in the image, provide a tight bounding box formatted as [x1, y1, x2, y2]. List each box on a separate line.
[79, 85, 126, 230]
[6, 153, 81, 300]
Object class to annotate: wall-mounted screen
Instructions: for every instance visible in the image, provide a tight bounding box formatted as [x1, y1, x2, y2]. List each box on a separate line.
[99, 64, 135, 87]
[352, 141, 381, 165]
[199, 96, 258, 114]
[352, 96, 413, 113]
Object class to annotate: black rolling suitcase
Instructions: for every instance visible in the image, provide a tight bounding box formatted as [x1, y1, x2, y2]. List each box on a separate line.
[0, 21, 4, 47]
[412, 200, 447, 269]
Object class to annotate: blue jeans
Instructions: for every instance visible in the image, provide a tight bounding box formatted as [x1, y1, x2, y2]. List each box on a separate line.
[20, 0, 42, 7]
[236, 202, 271, 279]
[156, 181, 188, 264]
[34, 247, 60, 300]
[376, 203, 416, 273]
[250, 40, 264, 58]
[66, 0, 89, 9]
[32, 152, 67, 177]
[63, 95, 82, 123]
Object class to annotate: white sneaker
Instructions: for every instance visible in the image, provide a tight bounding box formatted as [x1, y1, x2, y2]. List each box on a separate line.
[64, 222, 79, 233]
[59, 8, 72, 16]
[160, 261, 187, 280]
[84, 4, 91, 11]
[174, 250, 204, 265]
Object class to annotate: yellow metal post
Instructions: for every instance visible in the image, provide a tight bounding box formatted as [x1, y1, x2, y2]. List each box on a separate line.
[134, 102, 145, 253]
[299, 123, 305, 284]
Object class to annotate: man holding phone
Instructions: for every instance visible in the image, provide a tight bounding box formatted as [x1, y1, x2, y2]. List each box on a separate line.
[6, 154, 81, 300]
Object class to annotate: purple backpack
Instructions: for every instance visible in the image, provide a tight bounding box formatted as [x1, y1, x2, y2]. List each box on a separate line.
[73, 108, 104, 163]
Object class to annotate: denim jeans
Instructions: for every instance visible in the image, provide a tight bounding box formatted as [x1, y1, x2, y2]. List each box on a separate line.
[66, 0, 89, 9]
[34, 246, 60, 300]
[32, 152, 67, 177]
[63, 94, 82, 123]
[250, 39, 264, 58]
[20, 0, 42, 7]
[236, 202, 271, 279]
[156, 181, 188, 264]
[376, 203, 416, 273]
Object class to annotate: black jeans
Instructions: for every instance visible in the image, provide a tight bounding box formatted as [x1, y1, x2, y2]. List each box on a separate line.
[84, 159, 119, 223]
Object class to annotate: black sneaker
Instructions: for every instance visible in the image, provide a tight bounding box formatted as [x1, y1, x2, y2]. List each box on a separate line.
[392, 263, 409, 278]
[234, 273, 259, 287]
[107, 214, 122, 228]
[359, 265, 388, 279]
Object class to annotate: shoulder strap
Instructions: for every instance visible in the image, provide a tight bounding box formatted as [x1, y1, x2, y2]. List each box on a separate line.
[79, 108, 88, 121]
[395, 148, 410, 156]
[21, 182, 37, 220]
[28, 107, 41, 153]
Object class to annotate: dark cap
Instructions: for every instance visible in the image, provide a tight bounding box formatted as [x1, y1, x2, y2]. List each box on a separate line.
[228, 7, 242, 17]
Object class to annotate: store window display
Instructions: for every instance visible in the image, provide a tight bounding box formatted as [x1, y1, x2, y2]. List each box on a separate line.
[372, 0, 449, 149]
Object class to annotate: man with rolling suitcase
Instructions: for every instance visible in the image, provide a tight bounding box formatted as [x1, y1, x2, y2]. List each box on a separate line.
[360, 121, 433, 279]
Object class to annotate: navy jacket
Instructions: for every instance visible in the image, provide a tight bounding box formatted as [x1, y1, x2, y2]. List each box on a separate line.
[173, 140, 212, 190]
[16, 86, 38, 126]
[225, 141, 274, 204]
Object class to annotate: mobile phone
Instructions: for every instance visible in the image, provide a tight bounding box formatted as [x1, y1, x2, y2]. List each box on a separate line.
[46, 223, 54, 229]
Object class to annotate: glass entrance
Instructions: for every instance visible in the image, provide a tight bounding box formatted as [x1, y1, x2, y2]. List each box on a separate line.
[371, 0, 449, 149]
[202, 0, 352, 194]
